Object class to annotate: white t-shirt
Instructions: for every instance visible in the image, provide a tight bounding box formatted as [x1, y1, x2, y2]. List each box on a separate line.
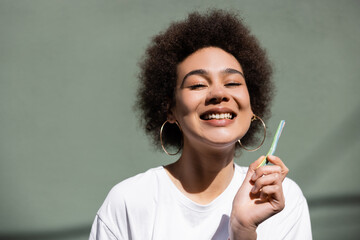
[90, 164, 312, 240]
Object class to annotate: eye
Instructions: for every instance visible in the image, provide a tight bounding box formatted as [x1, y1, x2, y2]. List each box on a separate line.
[225, 82, 241, 87]
[189, 84, 207, 90]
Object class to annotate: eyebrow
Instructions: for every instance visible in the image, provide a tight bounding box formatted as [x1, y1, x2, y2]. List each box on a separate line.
[181, 68, 245, 87]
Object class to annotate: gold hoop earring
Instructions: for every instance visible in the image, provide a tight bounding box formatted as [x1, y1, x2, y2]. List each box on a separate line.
[238, 115, 266, 152]
[160, 120, 182, 156]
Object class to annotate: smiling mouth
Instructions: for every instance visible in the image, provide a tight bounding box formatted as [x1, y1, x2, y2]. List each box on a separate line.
[201, 113, 235, 120]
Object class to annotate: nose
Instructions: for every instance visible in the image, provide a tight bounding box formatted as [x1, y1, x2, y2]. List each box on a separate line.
[205, 84, 230, 105]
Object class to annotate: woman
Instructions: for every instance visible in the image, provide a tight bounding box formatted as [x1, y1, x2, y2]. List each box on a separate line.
[90, 10, 312, 240]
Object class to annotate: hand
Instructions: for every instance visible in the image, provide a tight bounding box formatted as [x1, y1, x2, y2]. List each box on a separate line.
[229, 155, 289, 240]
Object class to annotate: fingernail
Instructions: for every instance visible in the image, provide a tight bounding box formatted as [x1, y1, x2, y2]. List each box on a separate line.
[251, 186, 256, 193]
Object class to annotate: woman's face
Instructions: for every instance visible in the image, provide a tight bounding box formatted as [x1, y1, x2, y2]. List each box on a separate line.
[169, 47, 253, 149]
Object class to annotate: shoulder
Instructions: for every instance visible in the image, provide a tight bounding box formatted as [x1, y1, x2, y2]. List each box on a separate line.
[273, 176, 309, 223]
[105, 166, 163, 204]
[282, 177, 306, 204]
[270, 177, 312, 238]
[256, 176, 312, 238]
[97, 166, 164, 218]
[94, 167, 164, 237]
[281, 177, 310, 225]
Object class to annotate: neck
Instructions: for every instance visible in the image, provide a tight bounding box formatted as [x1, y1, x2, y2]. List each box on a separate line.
[165, 140, 237, 204]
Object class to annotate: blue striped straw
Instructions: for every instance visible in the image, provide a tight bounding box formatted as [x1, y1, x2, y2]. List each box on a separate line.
[257, 120, 286, 168]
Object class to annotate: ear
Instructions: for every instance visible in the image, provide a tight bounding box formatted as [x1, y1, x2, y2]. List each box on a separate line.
[166, 108, 177, 123]
[249, 108, 255, 118]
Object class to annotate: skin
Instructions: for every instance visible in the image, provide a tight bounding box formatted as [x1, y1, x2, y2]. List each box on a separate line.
[164, 47, 289, 240]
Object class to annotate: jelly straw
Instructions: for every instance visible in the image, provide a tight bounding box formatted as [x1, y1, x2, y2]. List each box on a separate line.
[257, 120, 286, 168]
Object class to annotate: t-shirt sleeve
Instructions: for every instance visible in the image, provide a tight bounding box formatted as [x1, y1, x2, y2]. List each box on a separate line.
[89, 215, 119, 240]
[88, 169, 159, 240]
[281, 194, 312, 239]
[278, 179, 312, 240]
[88, 185, 130, 240]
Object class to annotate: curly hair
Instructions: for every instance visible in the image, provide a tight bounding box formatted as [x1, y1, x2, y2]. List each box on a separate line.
[136, 9, 274, 153]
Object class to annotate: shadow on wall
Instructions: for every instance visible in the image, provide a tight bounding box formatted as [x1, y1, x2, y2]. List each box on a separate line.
[0, 226, 90, 240]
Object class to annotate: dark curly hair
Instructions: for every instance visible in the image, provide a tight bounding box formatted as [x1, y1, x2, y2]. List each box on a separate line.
[136, 9, 274, 153]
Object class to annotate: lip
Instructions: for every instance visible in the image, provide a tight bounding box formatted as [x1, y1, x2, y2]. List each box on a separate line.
[200, 107, 237, 120]
[202, 118, 234, 127]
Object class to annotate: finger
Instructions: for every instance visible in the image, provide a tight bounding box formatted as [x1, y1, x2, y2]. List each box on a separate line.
[240, 156, 267, 192]
[266, 155, 289, 179]
[251, 173, 282, 194]
[251, 165, 282, 181]
[261, 185, 285, 211]
[245, 156, 266, 183]
[261, 184, 283, 198]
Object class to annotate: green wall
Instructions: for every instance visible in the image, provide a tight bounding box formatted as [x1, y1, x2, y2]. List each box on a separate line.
[0, 0, 359, 239]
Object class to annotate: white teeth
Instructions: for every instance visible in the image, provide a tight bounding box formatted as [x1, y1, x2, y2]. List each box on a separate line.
[204, 113, 233, 120]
